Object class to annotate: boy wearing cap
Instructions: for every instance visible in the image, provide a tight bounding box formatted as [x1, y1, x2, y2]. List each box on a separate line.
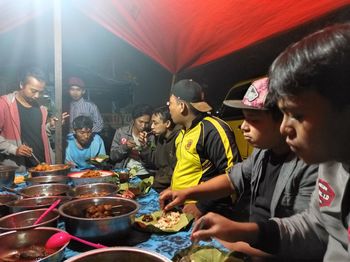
[188, 24, 350, 261]
[165, 79, 241, 219]
[161, 79, 317, 256]
[68, 76, 104, 133]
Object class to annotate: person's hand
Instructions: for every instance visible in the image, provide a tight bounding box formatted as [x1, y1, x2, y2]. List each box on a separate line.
[50, 112, 70, 128]
[159, 188, 188, 211]
[191, 212, 259, 244]
[183, 203, 203, 220]
[138, 131, 148, 147]
[126, 139, 137, 149]
[16, 144, 33, 157]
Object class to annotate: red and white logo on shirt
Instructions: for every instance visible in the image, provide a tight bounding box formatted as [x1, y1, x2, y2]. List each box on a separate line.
[318, 178, 335, 207]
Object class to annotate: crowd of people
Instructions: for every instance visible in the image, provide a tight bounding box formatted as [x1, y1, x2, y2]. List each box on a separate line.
[0, 23, 349, 261]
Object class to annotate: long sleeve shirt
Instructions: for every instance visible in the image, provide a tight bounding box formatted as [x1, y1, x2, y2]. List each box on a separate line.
[69, 98, 104, 133]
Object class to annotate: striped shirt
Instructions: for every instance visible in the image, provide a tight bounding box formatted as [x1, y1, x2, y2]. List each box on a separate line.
[69, 98, 104, 133]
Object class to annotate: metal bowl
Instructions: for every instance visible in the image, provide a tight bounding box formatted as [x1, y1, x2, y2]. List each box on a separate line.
[19, 183, 72, 198]
[0, 227, 69, 262]
[59, 197, 140, 243]
[72, 183, 119, 199]
[0, 208, 59, 232]
[68, 170, 115, 186]
[0, 165, 16, 187]
[65, 247, 171, 262]
[6, 196, 72, 213]
[0, 194, 18, 217]
[25, 175, 70, 185]
[28, 164, 71, 177]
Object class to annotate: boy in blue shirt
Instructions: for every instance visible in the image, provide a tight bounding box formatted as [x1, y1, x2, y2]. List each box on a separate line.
[65, 116, 106, 170]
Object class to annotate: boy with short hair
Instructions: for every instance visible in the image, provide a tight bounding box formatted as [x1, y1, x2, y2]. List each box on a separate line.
[139, 106, 181, 192]
[65, 115, 106, 170]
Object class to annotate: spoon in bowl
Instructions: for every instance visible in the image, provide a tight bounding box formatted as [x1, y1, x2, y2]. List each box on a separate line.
[45, 231, 108, 249]
[33, 199, 61, 225]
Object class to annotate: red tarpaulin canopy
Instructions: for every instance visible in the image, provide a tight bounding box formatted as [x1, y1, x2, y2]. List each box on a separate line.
[73, 0, 350, 73]
[1, 0, 349, 73]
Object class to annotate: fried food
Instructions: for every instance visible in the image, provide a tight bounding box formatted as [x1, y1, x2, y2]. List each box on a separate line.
[81, 170, 102, 178]
[154, 211, 181, 230]
[32, 163, 53, 171]
[85, 204, 114, 218]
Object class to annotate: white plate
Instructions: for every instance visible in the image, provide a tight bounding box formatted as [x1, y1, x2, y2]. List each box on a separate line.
[68, 170, 114, 178]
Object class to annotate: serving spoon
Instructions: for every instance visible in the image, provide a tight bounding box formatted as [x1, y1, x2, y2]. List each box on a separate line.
[33, 199, 61, 225]
[45, 231, 108, 249]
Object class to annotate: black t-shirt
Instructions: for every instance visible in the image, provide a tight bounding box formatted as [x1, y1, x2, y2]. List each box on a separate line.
[250, 151, 288, 223]
[17, 99, 45, 166]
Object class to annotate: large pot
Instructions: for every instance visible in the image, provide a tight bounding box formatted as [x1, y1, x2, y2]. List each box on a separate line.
[28, 164, 71, 177]
[65, 247, 171, 262]
[59, 197, 139, 243]
[0, 165, 16, 187]
[19, 183, 72, 198]
[6, 196, 72, 213]
[0, 227, 69, 262]
[72, 183, 119, 199]
[0, 208, 59, 232]
[0, 194, 18, 217]
[25, 175, 70, 185]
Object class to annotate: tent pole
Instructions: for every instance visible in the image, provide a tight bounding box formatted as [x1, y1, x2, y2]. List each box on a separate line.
[171, 74, 176, 87]
[53, 0, 63, 164]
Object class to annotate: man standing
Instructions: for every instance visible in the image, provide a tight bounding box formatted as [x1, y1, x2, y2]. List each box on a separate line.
[0, 67, 54, 170]
[139, 106, 181, 192]
[68, 76, 103, 133]
[167, 79, 241, 219]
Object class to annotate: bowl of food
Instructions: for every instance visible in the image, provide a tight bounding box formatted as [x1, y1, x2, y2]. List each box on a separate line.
[0, 165, 16, 187]
[28, 163, 71, 177]
[0, 208, 59, 232]
[0, 227, 69, 262]
[19, 183, 72, 198]
[6, 196, 72, 213]
[68, 170, 115, 186]
[65, 247, 171, 262]
[114, 168, 130, 183]
[25, 175, 70, 185]
[59, 197, 139, 243]
[0, 194, 18, 217]
[72, 183, 119, 199]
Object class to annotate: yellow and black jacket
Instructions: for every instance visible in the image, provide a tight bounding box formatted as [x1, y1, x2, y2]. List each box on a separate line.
[171, 114, 241, 215]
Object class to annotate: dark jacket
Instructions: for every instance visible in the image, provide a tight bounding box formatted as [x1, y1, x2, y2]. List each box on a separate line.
[140, 125, 181, 192]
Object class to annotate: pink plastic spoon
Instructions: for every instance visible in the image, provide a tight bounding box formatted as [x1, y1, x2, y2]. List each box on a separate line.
[33, 199, 61, 225]
[45, 231, 108, 249]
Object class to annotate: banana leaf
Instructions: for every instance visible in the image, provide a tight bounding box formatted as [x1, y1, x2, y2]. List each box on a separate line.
[135, 210, 194, 233]
[119, 176, 154, 196]
[173, 246, 246, 262]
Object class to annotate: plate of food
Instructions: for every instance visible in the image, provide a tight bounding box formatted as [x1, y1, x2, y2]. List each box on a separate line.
[119, 176, 154, 199]
[68, 170, 115, 186]
[87, 155, 112, 169]
[134, 210, 193, 233]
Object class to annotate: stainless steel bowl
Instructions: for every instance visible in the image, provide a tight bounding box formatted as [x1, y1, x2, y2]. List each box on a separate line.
[65, 247, 171, 262]
[19, 183, 72, 198]
[6, 196, 72, 213]
[72, 183, 119, 199]
[59, 197, 140, 242]
[25, 175, 70, 185]
[28, 164, 71, 177]
[0, 227, 69, 262]
[0, 208, 59, 232]
[0, 165, 16, 187]
[0, 194, 18, 217]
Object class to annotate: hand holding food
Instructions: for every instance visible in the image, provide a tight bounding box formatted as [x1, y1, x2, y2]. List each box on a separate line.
[16, 144, 33, 157]
[159, 188, 188, 211]
[138, 131, 148, 146]
[191, 212, 259, 244]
